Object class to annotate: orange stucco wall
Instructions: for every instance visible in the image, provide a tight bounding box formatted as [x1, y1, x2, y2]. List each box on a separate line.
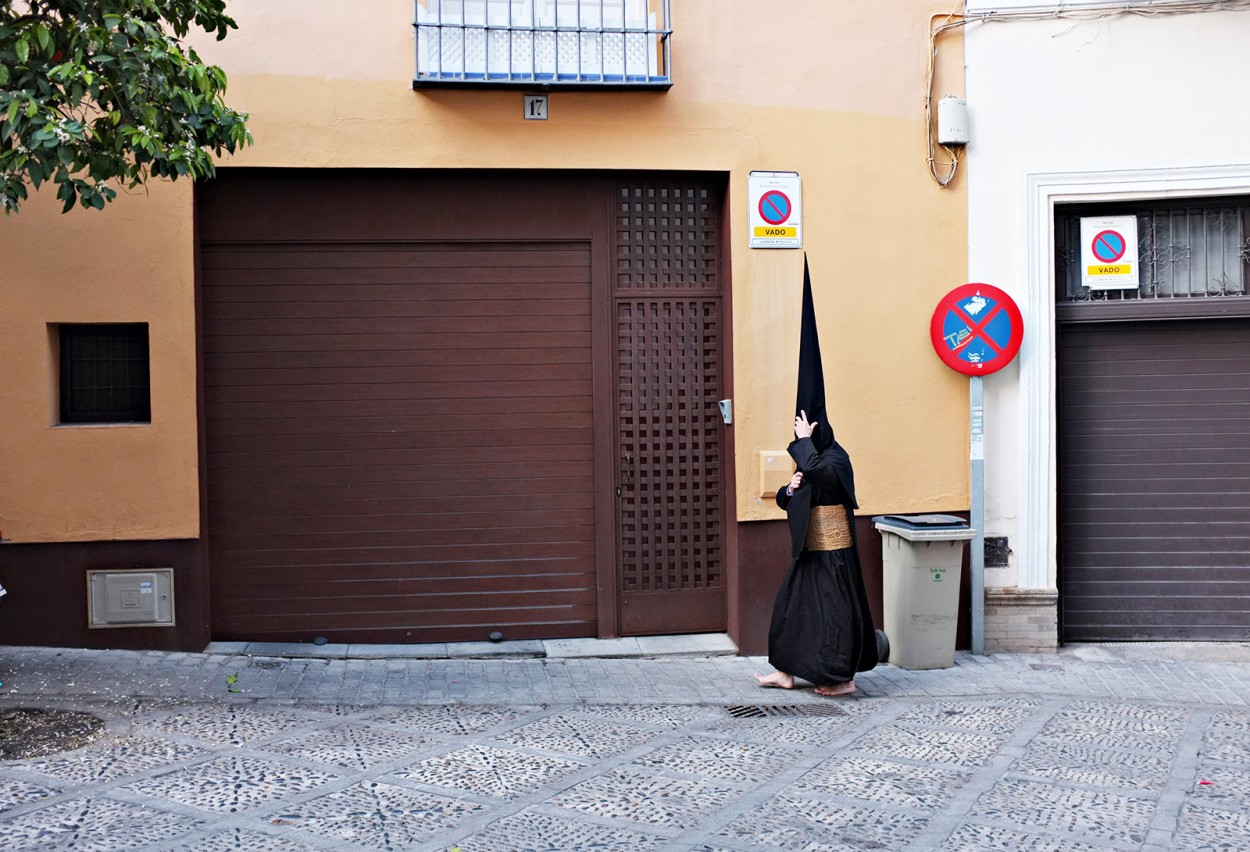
[0, 0, 967, 542]
[0, 183, 199, 542]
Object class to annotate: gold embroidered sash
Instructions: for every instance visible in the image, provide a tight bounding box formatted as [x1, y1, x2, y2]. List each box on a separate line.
[804, 505, 852, 551]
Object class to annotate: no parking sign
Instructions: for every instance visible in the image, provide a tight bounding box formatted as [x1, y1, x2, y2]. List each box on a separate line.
[1080, 216, 1139, 290]
[748, 171, 802, 248]
[930, 283, 1023, 376]
[929, 282, 1024, 657]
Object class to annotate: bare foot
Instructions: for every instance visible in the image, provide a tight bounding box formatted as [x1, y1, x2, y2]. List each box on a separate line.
[754, 671, 795, 689]
[814, 681, 856, 697]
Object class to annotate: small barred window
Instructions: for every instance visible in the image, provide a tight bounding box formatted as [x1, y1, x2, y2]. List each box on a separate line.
[59, 324, 151, 424]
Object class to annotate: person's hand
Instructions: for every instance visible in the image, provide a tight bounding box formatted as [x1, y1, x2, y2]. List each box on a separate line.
[786, 472, 804, 495]
[795, 410, 818, 440]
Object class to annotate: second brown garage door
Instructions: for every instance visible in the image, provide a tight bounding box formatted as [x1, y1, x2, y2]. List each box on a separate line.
[202, 240, 597, 643]
[1059, 318, 1250, 641]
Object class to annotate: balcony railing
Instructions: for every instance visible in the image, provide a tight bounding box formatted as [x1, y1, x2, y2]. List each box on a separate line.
[414, 0, 672, 89]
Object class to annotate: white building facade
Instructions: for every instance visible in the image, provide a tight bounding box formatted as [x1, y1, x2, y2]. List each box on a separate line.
[965, 0, 1250, 648]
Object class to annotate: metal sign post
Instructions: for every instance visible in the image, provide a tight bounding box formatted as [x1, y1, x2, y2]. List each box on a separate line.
[969, 376, 984, 654]
[930, 282, 1023, 655]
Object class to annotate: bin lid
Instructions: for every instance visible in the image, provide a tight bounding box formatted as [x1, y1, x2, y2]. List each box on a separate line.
[872, 514, 967, 530]
[872, 514, 976, 542]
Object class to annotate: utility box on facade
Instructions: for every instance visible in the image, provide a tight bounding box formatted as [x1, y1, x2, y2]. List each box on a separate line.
[873, 514, 974, 670]
[87, 568, 175, 628]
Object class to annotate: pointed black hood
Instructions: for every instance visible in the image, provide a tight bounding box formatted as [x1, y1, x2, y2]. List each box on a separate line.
[796, 255, 832, 452]
[795, 255, 857, 508]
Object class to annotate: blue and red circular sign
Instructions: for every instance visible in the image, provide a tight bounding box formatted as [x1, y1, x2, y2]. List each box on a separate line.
[930, 283, 1023, 376]
[1091, 229, 1127, 263]
[757, 190, 792, 225]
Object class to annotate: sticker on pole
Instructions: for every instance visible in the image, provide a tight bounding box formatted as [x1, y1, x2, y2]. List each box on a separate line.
[1080, 216, 1139, 291]
[748, 171, 802, 248]
[930, 283, 1023, 376]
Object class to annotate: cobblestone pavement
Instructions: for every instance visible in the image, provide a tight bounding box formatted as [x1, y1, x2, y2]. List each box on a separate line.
[0, 641, 1247, 851]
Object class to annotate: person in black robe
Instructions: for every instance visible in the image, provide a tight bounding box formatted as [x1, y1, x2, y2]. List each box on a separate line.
[754, 409, 879, 696]
[754, 256, 880, 696]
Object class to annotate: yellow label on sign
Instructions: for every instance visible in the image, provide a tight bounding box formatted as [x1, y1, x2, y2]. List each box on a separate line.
[753, 226, 797, 238]
[1087, 263, 1133, 276]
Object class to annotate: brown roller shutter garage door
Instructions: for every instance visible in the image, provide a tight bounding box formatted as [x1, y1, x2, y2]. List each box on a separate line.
[1059, 318, 1250, 641]
[199, 172, 604, 643]
[202, 241, 594, 642]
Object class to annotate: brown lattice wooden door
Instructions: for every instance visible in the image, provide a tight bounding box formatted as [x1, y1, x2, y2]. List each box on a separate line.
[613, 177, 726, 635]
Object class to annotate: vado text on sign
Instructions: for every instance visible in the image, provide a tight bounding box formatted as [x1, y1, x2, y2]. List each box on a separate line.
[1080, 216, 1139, 291]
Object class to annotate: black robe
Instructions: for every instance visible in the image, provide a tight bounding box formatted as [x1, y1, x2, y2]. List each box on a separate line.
[768, 436, 879, 685]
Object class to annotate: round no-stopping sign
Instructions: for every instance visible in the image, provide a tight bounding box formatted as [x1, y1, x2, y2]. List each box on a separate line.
[930, 283, 1023, 375]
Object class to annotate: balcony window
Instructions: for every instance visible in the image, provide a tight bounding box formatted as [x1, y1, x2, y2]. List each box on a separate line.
[414, 0, 672, 89]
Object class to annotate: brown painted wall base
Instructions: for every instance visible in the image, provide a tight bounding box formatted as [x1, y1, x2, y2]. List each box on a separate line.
[734, 518, 790, 656]
[0, 521, 968, 656]
[735, 516, 970, 657]
[0, 541, 206, 651]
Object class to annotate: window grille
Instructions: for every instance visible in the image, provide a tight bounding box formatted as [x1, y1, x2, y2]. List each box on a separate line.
[1056, 199, 1250, 303]
[58, 323, 151, 424]
[414, 0, 672, 89]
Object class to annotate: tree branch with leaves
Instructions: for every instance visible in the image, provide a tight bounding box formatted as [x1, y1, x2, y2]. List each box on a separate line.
[0, 0, 251, 213]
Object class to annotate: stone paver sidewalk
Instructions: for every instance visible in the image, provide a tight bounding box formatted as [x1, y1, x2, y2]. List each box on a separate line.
[0, 641, 1246, 850]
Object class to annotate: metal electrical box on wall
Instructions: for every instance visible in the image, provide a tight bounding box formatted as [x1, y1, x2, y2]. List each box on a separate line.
[937, 96, 970, 145]
[758, 450, 794, 496]
[87, 568, 175, 628]
[748, 171, 802, 248]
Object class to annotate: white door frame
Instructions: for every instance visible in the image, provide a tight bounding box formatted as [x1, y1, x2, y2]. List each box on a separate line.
[1020, 163, 1250, 592]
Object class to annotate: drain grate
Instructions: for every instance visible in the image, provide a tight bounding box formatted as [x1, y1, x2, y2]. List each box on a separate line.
[251, 659, 287, 670]
[724, 704, 849, 719]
